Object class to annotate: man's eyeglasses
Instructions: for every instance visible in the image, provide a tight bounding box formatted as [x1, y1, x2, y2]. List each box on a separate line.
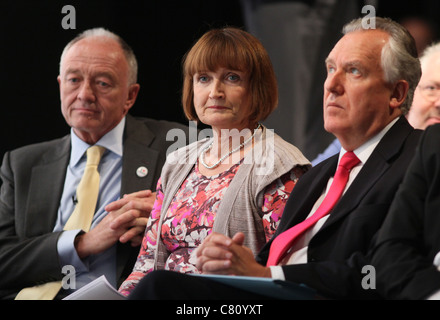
[418, 84, 440, 103]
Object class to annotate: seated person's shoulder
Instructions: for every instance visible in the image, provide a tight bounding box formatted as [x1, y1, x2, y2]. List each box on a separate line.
[136, 117, 189, 133]
[7, 136, 69, 161]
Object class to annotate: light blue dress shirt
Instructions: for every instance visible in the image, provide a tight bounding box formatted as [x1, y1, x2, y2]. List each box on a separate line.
[53, 117, 125, 291]
[311, 138, 341, 166]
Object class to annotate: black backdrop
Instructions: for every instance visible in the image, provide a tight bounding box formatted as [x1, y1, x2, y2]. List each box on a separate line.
[0, 0, 244, 159]
[1, 1, 439, 160]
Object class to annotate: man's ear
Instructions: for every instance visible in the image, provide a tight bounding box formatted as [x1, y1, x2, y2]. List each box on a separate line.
[123, 83, 140, 114]
[390, 80, 409, 109]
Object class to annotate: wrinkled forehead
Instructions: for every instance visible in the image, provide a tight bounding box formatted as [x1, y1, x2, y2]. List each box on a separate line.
[326, 30, 389, 66]
[61, 37, 127, 72]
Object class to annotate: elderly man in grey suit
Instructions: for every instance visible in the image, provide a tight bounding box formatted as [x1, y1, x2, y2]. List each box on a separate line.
[0, 28, 188, 299]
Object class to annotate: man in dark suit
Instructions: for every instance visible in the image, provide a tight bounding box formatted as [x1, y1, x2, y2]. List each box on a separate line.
[126, 17, 423, 300]
[371, 124, 440, 300]
[0, 28, 188, 299]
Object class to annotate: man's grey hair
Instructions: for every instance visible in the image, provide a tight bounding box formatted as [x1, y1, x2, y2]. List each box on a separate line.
[419, 41, 440, 70]
[59, 28, 138, 85]
[343, 17, 421, 115]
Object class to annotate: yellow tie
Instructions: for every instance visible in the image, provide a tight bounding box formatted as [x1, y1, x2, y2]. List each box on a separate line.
[65, 146, 105, 232]
[15, 145, 105, 300]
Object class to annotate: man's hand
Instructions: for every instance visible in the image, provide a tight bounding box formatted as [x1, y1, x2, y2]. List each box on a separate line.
[74, 190, 156, 259]
[196, 232, 271, 278]
[106, 189, 155, 245]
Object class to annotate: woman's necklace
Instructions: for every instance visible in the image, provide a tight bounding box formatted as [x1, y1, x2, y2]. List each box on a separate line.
[200, 123, 261, 169]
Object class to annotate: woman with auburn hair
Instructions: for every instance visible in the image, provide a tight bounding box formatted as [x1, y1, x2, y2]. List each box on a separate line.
[118, 27, 310, 296]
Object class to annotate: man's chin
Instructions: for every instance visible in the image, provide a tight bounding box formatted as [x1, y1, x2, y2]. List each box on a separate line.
[425, 118, 440, 129]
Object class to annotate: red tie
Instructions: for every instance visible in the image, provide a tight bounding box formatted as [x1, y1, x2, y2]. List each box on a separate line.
[266, 151, 360, 266]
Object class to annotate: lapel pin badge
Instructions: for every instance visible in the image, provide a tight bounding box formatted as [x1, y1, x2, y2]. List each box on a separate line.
[136, 166, 148, 178]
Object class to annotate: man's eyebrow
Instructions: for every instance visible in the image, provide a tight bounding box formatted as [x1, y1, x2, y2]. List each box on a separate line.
[324, 59, 364, 69]
[64, 68, 80, 75]
[94, 71, 117, 79]
[344, 60, 363, 68]
[325, 57, 363, 67]
[63, 68, 116, 80]
[420, 81, 440, 87]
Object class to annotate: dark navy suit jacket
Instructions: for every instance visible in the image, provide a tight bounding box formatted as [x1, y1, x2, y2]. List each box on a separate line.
[257, 116, 422, 299]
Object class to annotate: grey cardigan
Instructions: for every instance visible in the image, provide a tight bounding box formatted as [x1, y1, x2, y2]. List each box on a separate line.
[153, 126, 310, 270]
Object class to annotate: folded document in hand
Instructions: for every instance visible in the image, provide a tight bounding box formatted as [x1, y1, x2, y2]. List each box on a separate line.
[63, 275, 126, 300]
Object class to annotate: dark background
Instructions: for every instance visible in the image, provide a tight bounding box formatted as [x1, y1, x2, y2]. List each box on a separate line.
[0, 0, 244, 159]
[0, 0, 438, 159]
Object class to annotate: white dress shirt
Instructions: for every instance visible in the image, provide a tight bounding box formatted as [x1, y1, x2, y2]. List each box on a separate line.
[270, 118, 399, 280]
[427, 253, 440, 299]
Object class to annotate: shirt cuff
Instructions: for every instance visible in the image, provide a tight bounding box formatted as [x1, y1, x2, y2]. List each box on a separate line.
[57, 229, 90, 273]
[269, 266, 286, 281]
[428, 253, 440, 299]
[427, 290, 440, 300]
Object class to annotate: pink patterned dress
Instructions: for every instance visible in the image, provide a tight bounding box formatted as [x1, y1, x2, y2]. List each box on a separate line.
[118, 161, 305, 296]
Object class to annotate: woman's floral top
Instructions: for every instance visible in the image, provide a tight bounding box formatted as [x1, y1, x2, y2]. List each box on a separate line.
[118, 161, 304, 296]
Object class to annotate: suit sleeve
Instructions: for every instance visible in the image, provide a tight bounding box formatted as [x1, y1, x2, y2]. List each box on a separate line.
[0, 151, 63, 297]
[255, 157, 383, 299]
[372, 126, 440, 300]
[258, 235, 374, 299]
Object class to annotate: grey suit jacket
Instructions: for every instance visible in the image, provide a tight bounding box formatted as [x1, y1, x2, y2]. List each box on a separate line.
[0, 114, 188, 299]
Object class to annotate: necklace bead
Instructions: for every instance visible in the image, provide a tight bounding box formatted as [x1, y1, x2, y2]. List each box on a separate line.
[200, 123, 261, 169]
